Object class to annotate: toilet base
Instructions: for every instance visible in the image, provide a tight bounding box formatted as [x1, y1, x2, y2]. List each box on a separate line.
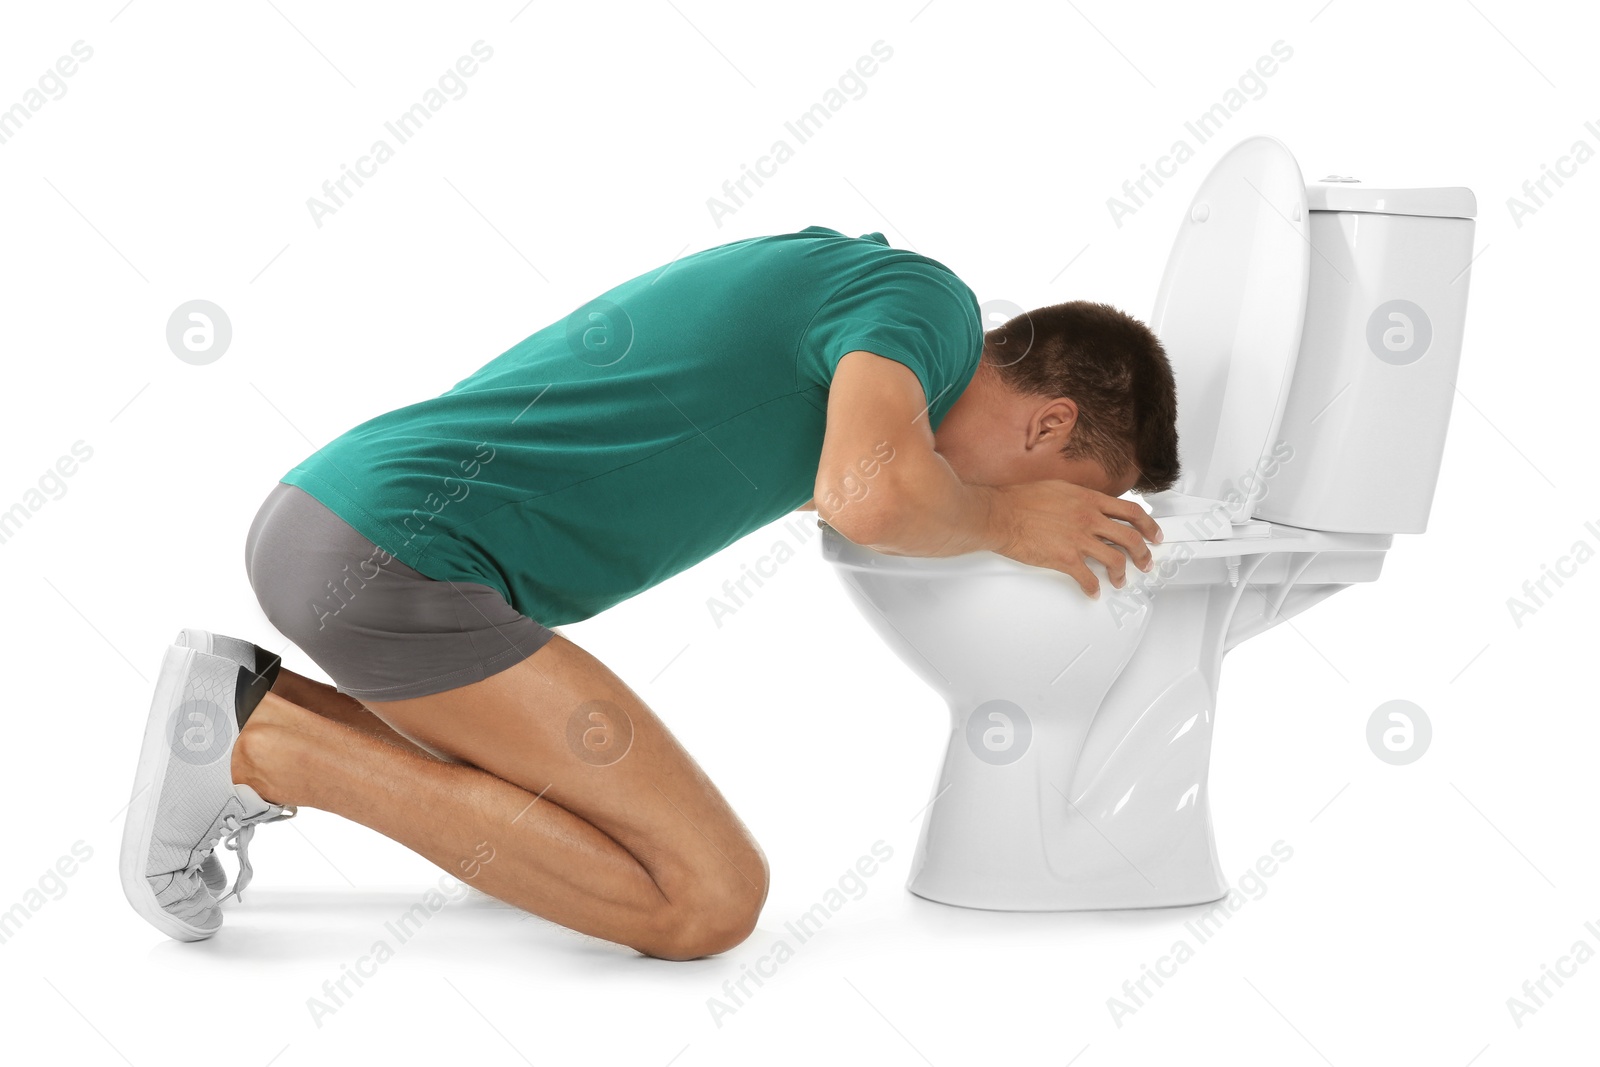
[900, 709, 1233, 912]
[905, 883, 1232, 913]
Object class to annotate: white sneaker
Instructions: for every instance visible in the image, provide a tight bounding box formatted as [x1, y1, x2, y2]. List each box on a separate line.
[119, 642, 294, 941]
[172, 629, 282, 897]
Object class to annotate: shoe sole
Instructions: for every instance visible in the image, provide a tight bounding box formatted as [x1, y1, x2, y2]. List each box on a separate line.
[119, 644, 218, 942]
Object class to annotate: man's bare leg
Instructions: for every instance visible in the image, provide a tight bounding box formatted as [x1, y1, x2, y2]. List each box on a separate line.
[230, 633, 769, 960]
[267, 667, 435, 757]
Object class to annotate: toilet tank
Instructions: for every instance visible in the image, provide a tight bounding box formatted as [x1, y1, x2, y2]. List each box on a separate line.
[1254, 182, 1477, 535]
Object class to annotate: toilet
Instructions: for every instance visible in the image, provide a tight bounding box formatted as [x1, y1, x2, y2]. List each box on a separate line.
[820, 136, 1477, 910]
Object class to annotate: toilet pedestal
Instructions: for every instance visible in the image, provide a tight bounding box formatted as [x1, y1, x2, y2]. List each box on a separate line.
[905, 585, 1231, 911]
[824, 524, 1389, 911]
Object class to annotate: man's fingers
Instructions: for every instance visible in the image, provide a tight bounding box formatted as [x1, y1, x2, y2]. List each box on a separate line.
[1102, 496, 1162, 544]
[1057, 553, 1100, 598]
[1081, 539, 1130, 589]
[1095, 519, 1155, 572]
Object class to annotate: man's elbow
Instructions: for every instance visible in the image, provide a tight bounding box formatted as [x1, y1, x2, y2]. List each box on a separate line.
[814, 475, 912, 548]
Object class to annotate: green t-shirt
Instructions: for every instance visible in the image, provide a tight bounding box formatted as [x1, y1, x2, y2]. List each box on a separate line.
[281, 224, 983, 625]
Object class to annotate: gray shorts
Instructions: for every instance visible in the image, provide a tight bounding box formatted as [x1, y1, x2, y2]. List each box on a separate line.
[244, 482, 555, 701]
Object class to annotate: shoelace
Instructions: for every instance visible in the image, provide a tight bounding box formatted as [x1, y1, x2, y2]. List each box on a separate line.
[204, 804, 298, 905]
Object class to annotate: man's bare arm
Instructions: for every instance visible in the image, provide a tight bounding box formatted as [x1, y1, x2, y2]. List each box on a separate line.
[813, 352, 995, 557]
[814, 351, 1160, 597]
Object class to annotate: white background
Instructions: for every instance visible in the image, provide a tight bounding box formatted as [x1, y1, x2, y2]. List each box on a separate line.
[1, 1, 1595, 1064]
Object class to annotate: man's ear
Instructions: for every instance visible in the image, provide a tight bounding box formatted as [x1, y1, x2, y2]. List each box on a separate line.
[1027, 397, 1079, 452]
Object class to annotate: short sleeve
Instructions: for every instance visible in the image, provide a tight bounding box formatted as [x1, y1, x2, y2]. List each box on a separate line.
[798, 261, 982, 422]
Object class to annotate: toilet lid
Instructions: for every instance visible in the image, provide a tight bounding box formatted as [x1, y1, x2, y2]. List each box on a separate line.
[1147, 136, 1310, 524]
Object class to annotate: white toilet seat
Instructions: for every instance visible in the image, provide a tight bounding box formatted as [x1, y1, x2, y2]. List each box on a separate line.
[819, 519, 1389, 576]
[1147, 491, 1271, 543]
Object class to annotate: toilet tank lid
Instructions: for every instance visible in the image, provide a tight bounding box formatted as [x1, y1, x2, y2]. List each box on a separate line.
[1307, 181, 1476, 219]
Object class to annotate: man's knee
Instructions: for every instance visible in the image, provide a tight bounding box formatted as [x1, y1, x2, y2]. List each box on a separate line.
[642, 849, 770, 961]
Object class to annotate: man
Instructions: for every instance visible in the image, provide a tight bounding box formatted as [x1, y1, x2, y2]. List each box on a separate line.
[119, 224, 1179, 959]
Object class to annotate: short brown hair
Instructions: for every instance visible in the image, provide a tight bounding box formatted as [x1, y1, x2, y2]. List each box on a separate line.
[984, 300, 1179, 493]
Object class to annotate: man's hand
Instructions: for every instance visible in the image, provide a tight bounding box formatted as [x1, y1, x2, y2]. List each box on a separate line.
[986, 481, 1161, 598]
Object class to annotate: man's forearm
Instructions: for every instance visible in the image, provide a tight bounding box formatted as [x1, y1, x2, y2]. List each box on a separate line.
[819, 447, 1007, 559]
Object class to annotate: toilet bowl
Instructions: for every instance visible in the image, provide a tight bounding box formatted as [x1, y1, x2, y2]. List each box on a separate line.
[820, 136, 1477, 910]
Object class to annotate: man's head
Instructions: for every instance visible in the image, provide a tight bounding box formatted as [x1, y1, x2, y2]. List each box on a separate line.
[933, 300, 1180, 497]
